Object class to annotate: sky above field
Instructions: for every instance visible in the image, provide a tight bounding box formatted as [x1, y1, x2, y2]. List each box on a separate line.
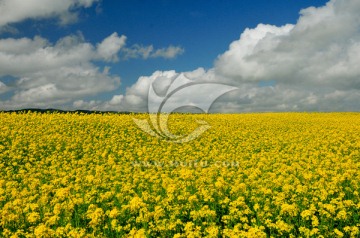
[0, 0, 359, 112]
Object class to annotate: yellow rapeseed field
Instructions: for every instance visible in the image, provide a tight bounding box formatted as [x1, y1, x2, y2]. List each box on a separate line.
[0, 112, 359, 237]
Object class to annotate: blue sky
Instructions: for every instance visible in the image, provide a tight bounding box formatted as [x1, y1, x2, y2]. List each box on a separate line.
[0, 0, 359, 111]
[103, 0, 328, 91]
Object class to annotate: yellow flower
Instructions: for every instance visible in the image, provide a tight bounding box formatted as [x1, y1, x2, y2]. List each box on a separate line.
[205, 225, 219, 238]
[300, 209, 313, 220]
[312, 215, 319, 227]
[53, 203, 62, 215]
[336, 210, 347, 220]
[334, 228, 344, 237]
[34, 224, 52, 237]
[280, 203, 298, 217]
[128, 197, 146, 212]
[128, 228, 147, 238]
[0, 112, 359, 237]
[275, 220, 293, 233]
[87, 207, 104, 227]
[253, 203, 260, 211]
[46, 215, 59, 226]
[27, 212, 40, 223]
[108, 208, 119, 219]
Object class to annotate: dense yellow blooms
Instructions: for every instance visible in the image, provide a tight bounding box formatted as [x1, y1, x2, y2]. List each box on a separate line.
[0, 112, 359, 237]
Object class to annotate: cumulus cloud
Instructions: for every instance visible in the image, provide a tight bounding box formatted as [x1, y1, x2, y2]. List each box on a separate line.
[216, 0, 360, 91]
[150, 46, 185, 59]
[0, 33, 122, 109]
[0, 32, 125, 76]
[72, 94, 125, 111]
[215, 24, 295, 81]
[107, 65, 359, 113]
[77, 68, 234, 112]
[122, 45, 184, 60]
[97, 33, 127, 62]
[0, 30, 185, 110]
[0, 0, 99, 27]
[94, 0, 359, 113]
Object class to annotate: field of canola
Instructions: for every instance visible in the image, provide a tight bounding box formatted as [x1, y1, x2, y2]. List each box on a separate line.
[0, 112, 359, 237]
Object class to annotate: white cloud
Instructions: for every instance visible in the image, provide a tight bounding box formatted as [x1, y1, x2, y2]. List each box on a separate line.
[210, 0, 359, 111]
[73, 99, 102, 110]
[150, 46, 185, 59]
[0, 34, 96, 76]
[97, 33, 127, 62]
[0, 0, 99, 27]
[88, 69, 233, 112]
[215, 0, 360, 92]
[0, 30, 184, 110]
[122, 45, 184, 60]
[0, 33, 121, 109]
[72, 94, 125, 111]
[122, 45, 154, 60]
[108, 94, 124, 106]
[215, 23, 294, 80]
[125, 70, 180, 106]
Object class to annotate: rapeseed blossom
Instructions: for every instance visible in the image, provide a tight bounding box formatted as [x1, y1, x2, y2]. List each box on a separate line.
[0, 112, 359, 237]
